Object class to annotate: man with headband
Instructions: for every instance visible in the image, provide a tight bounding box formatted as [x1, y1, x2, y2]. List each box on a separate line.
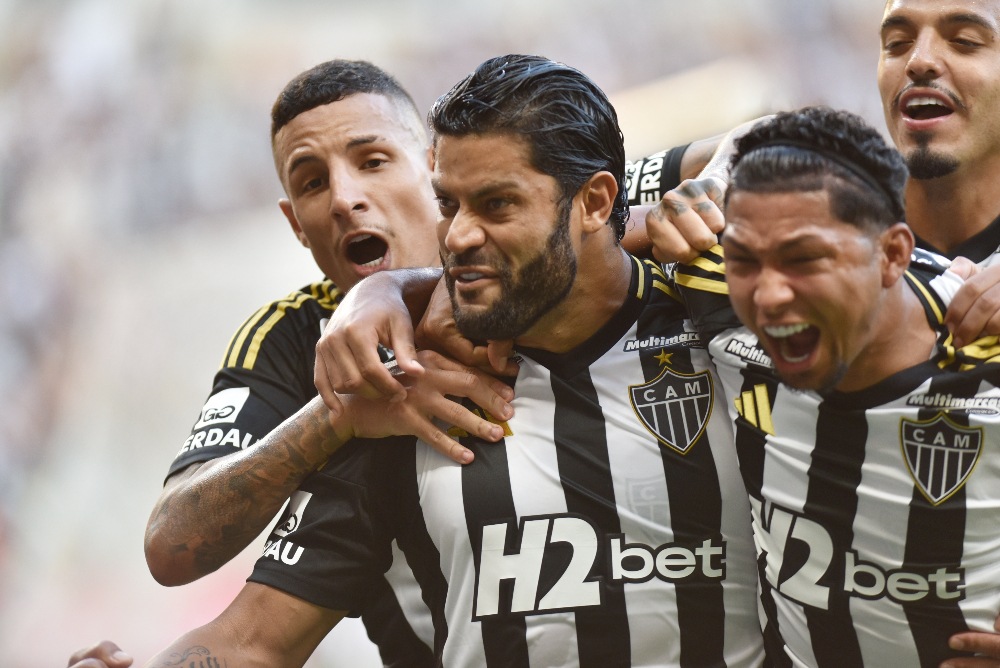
[675, 106, 1000, 668]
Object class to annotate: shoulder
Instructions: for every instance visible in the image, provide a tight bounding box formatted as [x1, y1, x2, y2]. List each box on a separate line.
[220, 280, 344, 371]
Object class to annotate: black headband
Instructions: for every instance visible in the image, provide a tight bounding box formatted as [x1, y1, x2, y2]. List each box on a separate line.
[746, 139, 901, 219]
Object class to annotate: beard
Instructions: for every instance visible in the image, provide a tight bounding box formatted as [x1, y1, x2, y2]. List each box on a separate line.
[443, 205, 577, 342]
[906, 133, 960, 180]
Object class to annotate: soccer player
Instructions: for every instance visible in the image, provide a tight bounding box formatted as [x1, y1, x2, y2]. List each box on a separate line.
[674, 107, 1000, 668]
[135, 54, 765, 668]
[646, 0, 1000, 349]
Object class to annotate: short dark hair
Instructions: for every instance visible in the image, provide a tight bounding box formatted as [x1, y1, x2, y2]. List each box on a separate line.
[271, 60, 420, 140]
[428, 54, 629, 242]
[728, 107, 908, 230]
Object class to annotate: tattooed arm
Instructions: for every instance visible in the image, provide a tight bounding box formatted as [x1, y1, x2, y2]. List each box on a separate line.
[142, 583, 344, 668]
[145, 353, 513, 585]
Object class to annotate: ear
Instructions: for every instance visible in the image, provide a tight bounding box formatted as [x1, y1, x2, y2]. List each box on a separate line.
[279, 199, 310, 248]
[578, 171, 618, 235]
[880, 222, 914, 288]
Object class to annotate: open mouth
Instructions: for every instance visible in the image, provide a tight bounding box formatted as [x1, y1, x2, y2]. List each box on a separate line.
[763, 323, 820, 364]
[902, 95, 954, 121]
[346, 233, 388, 268]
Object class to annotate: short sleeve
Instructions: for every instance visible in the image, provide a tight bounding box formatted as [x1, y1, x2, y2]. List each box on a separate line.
[624, 144, 690, 206]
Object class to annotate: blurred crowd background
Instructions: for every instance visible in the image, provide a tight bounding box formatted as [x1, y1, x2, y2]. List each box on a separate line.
[0, 0, 886, 665]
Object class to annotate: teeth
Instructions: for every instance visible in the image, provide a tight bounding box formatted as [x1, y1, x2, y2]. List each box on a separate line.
[906, 96, 947, 109]
[350, 234, 373, 244]
[460, 272, 485, 281]
[359, 256, 385, 268]
[781, 350, 811, 364]
[764, 323, 810, 338]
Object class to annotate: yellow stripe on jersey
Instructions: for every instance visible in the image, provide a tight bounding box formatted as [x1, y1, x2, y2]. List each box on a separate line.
[755, 384, 775, 436]
[222, 281, 342, 370]
[633, 255, 646, 299]
[675, 272, 729, 295]
[689, 256, 726, 274]
[956, 336, 1000, 360]
[706, 244, 724, 258]
[224, 304, 272, 369]
[644, 260, 668, 282]
[653, 280, 682, 302]
[242, 292, 314, 370]
[905, 270, 944, 324]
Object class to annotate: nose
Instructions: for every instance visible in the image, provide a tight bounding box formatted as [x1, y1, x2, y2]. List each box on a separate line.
[328, 162, 368, 219]
[753, 267, 795, 315]
[442, 208, 487, 256]
[906, 29, 943, 82]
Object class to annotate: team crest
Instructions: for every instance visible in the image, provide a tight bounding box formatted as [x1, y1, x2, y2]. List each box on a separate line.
[901, 413, 983, 505]
[629, 367, 713, 454]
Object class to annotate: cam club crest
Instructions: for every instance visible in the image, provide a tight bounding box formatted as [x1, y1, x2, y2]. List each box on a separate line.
[630, 367, 714, 454]
[901, 413, 983, 505]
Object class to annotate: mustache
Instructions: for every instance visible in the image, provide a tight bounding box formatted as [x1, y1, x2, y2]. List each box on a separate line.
[441, 248, 502, 272]
[892, 79, 966, 112]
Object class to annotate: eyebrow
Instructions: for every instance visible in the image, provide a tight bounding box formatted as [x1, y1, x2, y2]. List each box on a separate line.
[431, 180, 522, 200]
[881, 11, 995, 34]
[724, 234, 828, 254]
[346, 135, 380, 149]
[287, 154, 320, 178]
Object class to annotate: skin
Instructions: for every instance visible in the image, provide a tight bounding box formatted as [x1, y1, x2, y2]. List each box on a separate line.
[880, 0, 1000, 255]
[723, 189, 935, 392]
[137, 130, 633, 667]
[144, 92, 507, 587]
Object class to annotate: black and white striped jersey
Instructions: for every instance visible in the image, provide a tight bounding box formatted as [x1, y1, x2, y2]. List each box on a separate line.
[676, 248, 1000, 667]
[249, 257, 765, 668]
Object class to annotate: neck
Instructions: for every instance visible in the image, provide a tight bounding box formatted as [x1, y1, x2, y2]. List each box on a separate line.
[835, 277, 937, 392]
[514, 235, 632, 354]
[905, 155, 1000, 254]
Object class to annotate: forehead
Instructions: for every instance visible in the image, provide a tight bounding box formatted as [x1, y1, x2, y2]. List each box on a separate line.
[273, 93, 417, 165]
[433, 133, 548, 191]
[725, 190, 860, 248]
[882, 0, 1000, 28]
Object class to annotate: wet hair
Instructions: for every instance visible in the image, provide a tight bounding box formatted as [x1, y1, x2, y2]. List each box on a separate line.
[728, 107, 908, 230]
[271, 60, 422, 141]
[428, 54, 629, 242]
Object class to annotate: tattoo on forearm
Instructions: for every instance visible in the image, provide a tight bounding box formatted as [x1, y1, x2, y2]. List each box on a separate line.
[162, 646, 227, 668]
[150, 400, 338, 576]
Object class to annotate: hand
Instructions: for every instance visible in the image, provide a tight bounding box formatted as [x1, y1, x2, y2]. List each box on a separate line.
[68, 641, 132, 668]
[945, 257, 1000, 349]
[315, 273, 426, 410]
[415, 278, 516, 376]
[342, 350, 515, 464]
[646, 175, 727, 264]
[941, 614, 1000, 667]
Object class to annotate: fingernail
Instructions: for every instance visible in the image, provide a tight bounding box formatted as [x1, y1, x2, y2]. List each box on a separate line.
[112, 651, 132, 662]
[502, 404, 513, 419]
[461, 449, 474, 464]
[390, 393, 405, 403]
[492, 426, 504, 440]
[501, 386, 514, 400]
[949, 637, 964, 651]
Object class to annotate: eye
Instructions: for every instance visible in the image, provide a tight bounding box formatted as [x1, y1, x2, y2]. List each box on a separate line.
[302, 177, 324, 193]
[361, 158, 386, 169]
[436, 196, 458, 214]
[484, 197, 510, 212]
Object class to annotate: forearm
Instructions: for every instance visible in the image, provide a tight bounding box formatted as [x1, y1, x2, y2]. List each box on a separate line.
[145, 397, 351, 585]
[397, 267, 444, 325]
[143, 584, 341, 668]
[696, 115, 775, 184]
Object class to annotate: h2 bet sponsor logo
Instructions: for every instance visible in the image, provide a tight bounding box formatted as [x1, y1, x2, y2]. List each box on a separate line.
[193, 387, 251, 429]
[473, 513, 726, 619]
[754, 501, 964, 609]
[261, 491, 311, 566]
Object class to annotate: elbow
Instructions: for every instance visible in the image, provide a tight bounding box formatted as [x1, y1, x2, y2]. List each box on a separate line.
[144, 528, 198, 587]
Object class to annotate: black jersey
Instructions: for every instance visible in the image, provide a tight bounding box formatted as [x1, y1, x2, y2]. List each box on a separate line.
[167, 279, 434, 668]
[249, 258, 764, 668]
[675, 250, 1000, 667]
[625, 144, 688, 206]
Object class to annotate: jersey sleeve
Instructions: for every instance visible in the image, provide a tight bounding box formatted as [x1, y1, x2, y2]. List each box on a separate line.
[247, 437, 407, 613]
[672, 245, 741, 341]
[166, 284, 341, 479]
[625, 144, 690, 206]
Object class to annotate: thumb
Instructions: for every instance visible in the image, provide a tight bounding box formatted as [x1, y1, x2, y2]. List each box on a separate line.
[949, 256, 979, 281]
[487, 340, 514, 374]
[390, 315, 424, 377]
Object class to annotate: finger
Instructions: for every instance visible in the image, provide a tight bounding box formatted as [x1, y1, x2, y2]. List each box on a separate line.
[313, 354, 343, 417]
[417, 364, 515, 419]
[412, 417, 475, 464]
[424, 392, 507, 443]
[950, 256, 979, 281]
[68, 642, 132, 668]
[487, 340, 515, 374]
[327, 331, 396, 400]
[949, 631, 1000, 657]
[950, 280, 1000, 349]
[344, 319, 411, 401]
[939, 659, 1000, 668]
[646, 208, 697, 264]
[389, 317, 424, 378]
